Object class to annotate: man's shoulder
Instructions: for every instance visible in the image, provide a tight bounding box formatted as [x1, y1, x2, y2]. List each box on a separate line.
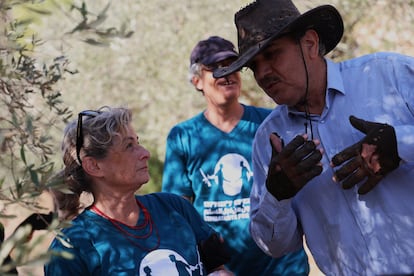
[244, 104, 272, 113]
[243, 104, 273, 121]
[168, 113, 204, 134]
[176, 112, 204, 126]
[255, 107, 285, 134]
[339, 52, 414, 69]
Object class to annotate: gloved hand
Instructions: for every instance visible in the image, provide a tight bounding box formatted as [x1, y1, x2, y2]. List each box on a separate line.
[331, 115, 401, 194]
[266, 133, 323, 200]
[198, 233, 230, 274]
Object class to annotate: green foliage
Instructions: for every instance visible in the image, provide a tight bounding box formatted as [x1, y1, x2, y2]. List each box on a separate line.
[309, 0, 414, 58]
[68, 1, 134, 45]
[0, 0, 134, 273]
[0, 4, 73, 206]
[0, 0, 75, 272]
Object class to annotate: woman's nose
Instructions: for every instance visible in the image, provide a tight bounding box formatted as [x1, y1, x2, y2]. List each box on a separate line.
[138, 146, 151, 160]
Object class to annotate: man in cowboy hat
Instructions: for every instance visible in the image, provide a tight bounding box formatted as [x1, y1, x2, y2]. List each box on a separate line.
[162, 36, 310, 275]
[214, 0, 414, 274]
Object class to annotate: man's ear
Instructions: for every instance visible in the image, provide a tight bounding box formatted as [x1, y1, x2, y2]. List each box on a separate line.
[192, 75, 204, 91]
[82, 156, 103, 177]
[301, 29, 320, 58]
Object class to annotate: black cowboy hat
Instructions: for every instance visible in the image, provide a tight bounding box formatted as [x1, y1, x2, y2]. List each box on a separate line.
[213, 0, 344, 78]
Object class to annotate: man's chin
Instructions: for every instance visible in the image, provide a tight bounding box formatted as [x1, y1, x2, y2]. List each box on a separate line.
[271, 96, 289, 106]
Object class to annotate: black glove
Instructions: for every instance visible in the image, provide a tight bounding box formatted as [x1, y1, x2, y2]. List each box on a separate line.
[331, 116, 401, 194]
[266, 134, 323, 200]
[198, 233, 230, 273]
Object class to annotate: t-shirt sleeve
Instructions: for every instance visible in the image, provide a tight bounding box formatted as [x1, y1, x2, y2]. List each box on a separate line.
[44, 228, 100, 275]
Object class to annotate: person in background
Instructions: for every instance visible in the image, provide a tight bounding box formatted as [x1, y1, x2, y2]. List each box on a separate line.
[44, 106, 233, 276]
[162, 36, 309, 275]
[214, 0, 414, 274]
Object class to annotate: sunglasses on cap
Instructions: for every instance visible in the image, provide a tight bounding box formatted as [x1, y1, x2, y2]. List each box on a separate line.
[76, 110, 101, 165]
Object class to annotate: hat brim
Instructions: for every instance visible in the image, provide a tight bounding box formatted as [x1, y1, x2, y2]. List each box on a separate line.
[203, 50, 238, 65]
[213, 5, 343, 78]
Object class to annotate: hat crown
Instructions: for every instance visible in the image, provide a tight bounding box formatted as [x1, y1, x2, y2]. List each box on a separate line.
[236, 0, 300, 55]
[190, 36, 238, 66]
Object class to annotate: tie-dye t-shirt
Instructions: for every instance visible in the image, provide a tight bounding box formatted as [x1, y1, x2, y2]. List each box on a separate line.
[162, 104, 309, 276]
[45, 193, 215, 275]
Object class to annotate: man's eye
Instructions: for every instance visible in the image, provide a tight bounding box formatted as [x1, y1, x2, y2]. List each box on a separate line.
[263, 51, 273, 60]
[263, 48, 279, 61]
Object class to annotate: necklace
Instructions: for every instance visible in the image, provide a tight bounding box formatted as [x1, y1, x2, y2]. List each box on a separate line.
[91, 199, 160, 251]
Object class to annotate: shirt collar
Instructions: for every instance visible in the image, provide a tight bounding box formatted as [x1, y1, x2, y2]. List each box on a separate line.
[287, 58, 345, 116]
[326, 58, 345, 96]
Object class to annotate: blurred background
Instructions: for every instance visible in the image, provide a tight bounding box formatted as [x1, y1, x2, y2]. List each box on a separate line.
[1, 0, 413, 274]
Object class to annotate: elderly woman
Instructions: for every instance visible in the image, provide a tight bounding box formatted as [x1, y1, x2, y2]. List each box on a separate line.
[45, 106, 233, 276]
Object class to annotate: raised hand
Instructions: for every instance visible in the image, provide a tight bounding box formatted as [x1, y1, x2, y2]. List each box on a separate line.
[331, 116, 400, 194]
[266, 133, 323, 200]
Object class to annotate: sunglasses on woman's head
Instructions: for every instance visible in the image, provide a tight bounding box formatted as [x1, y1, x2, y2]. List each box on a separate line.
[76, 110, 101, 165]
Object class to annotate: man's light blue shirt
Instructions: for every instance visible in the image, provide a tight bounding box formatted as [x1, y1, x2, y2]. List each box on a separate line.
[250, 52, 414, 275]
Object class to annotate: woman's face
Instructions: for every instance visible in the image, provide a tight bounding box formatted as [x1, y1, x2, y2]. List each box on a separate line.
[96, 124, 151, 192]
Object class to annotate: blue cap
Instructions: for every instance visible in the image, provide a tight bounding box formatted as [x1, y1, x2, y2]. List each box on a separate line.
[190, 36, 238, 67]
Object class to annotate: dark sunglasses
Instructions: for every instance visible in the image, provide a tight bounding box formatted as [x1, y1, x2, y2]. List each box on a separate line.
[202, 58, 238, 72]
[76, 110, 101, 165]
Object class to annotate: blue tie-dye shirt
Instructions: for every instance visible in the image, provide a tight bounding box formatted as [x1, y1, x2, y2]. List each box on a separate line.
[162, 104, 309, 275]
[45, 193, 214, 275]
[250, 52, 414, 275]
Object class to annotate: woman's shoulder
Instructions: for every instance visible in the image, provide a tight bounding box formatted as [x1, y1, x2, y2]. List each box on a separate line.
[137, 192, 194, 214]
[58, 211, 100, 238]
[137, 192, 187, 205]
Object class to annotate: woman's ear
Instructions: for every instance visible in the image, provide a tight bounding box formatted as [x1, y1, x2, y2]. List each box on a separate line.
[82, 157, 103, 177]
